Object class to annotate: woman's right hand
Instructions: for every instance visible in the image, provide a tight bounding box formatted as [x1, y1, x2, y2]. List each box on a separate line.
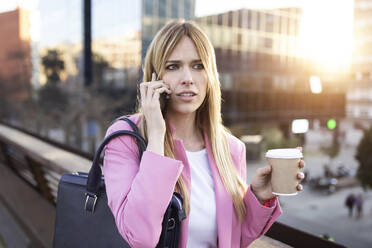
[140, 73, 171, 155]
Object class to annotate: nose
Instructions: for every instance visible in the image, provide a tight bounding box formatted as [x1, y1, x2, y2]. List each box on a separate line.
[181, 67, 193, 85]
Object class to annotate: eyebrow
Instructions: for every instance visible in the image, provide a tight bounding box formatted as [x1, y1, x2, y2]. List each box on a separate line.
[165, 59, 202, 64]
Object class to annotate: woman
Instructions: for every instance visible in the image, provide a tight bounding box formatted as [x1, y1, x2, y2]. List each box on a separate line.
[103, 20, 305, 248]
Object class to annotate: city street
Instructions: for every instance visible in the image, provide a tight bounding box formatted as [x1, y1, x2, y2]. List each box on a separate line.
[278, 187, 372, 248]
[1, 0, 372, 248]
[246, 144, 372, 248]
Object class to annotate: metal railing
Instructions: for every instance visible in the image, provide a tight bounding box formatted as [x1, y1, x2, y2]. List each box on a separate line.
[0, 121, 346, 248]
[0, 128, 88, 206]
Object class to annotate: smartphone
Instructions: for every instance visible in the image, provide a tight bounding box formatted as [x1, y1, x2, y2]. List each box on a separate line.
[160, 92, 169, 117]
[154, 72, 169, 117]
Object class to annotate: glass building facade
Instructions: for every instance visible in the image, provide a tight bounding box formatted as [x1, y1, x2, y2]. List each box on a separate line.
[0, 0, 345, 142]
[195, 8, 345, 124]
[197, 8, 304, 92]
[142, 0, 195, 60]
[34, 0, 194, 89]
[347, 0, 372, 122]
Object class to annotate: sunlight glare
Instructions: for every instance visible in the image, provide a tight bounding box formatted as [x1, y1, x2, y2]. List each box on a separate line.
[309, 76, 322, 94]
[298, 0, 354, 72]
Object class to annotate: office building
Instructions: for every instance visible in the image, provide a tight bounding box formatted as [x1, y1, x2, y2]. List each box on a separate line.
[348, 0, 372, 125]
[0, 8, 32, 100]
[197, 8, 345, 125]
[197, 8, 303, 92]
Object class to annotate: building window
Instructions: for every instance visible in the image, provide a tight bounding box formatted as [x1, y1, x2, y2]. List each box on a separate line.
[228, 11, 233, 26]
[218, 14, 223, 25]
[265, 13, 273, 32]
[256, 12, 261, 30]
[171, 0, 178, 18]
[264, 38, 273, 48]
[238, 10, 243, 28]
[143, 24, 152, 37]
[145, 0, 153, 16]
[361, 110, 369, 117]
[184, 0, 191, 19]
[158, 0, 166, 18]
[236, 33, 242, 46]
[207, 16, 213, 25]
[247, 10, 252, 28]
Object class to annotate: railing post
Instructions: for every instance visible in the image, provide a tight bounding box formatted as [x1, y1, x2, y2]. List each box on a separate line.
[0, 142, 15, 171]
[25, 156, 55, 204]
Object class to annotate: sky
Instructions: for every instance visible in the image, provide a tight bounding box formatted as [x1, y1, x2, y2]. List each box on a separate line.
[0, 0, 354, 71]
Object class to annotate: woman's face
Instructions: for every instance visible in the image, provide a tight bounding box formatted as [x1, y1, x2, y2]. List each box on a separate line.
[162, 36, 207, 117]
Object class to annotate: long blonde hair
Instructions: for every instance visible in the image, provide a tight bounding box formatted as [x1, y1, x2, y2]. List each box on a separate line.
[139, 20, 248, 223]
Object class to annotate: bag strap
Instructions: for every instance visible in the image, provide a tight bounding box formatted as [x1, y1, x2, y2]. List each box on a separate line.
[117, 117, 145, 157]
[86, 117, 147, 197]
[117, 116, 140, 133]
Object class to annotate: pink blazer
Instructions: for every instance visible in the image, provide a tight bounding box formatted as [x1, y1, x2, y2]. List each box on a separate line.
[103, 115, 282, 248]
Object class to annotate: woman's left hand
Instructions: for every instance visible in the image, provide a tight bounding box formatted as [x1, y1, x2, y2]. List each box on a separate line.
[250, 147, 306, 204]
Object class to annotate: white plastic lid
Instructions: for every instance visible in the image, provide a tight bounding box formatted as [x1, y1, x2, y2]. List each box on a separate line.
[265, 148, 303, 159]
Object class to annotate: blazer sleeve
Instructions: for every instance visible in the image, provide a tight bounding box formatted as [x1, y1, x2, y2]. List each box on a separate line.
[238, 142, 283, 248]
[103, 121, 184, 248]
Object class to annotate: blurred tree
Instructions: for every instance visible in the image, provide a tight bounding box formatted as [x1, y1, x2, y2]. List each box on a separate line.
[355, 127, 372, 190]
[42, 49, 65, 84]
[38, 50, 69, 133]
[38, 83, 69, 115]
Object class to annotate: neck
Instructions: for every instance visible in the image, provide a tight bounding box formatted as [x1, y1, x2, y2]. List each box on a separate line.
[166, 111, 198, 140]
[166, 111, 204, 151]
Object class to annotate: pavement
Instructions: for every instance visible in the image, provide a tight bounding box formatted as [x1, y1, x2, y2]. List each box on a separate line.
[278, 187, 372, 248]
[0, 163, 55, 248]
[246, 144, 372, 248]
[0, 199, 33, 248]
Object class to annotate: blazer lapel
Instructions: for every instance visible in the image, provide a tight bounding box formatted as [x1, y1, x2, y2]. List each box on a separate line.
[204, 132, 232, 247]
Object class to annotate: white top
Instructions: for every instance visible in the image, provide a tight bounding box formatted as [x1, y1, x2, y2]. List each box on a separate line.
[265, 148, 303, 159]
[185, 149, 218, 248]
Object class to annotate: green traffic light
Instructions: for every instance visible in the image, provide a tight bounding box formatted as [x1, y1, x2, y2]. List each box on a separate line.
[327, 119, 337, 130]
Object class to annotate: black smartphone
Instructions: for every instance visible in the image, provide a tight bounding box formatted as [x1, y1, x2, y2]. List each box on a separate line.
[154, 72, 169, 117]
[160, 92, 169, 117]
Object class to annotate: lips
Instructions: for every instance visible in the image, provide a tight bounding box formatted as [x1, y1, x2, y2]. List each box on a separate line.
[175, 91, 197, 102]
[176, 91, 197, 97]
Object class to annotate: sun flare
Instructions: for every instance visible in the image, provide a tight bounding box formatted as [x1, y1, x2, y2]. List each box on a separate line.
[298, 0, 354, 72]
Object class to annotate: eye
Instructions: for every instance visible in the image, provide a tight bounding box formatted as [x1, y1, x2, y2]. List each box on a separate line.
[193, 63, 204, 70]
[166, 64, 178, 70]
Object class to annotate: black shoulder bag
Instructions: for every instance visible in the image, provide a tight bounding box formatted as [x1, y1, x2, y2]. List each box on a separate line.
[53, 117, 186, 248]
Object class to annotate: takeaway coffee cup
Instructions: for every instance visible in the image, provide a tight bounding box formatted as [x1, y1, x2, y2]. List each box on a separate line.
[265, 148, 303, 196]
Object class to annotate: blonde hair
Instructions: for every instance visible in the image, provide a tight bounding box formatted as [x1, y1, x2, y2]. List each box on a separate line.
[138, 20, 248, 223]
